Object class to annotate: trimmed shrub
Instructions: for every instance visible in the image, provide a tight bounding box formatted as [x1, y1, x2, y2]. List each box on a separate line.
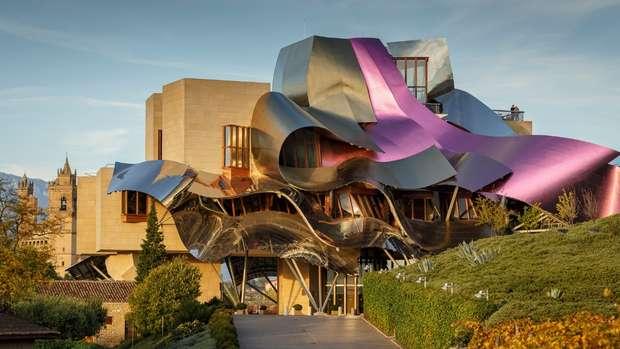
[364, 272, 497, 349]
[208, 308, 239, 349]
[129, 258, 201, 335]
[12, 295, 106, 340]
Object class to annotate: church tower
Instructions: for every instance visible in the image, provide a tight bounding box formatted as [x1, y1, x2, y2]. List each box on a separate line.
[47, 156, 78, 276]
[17, 173, 38, 210]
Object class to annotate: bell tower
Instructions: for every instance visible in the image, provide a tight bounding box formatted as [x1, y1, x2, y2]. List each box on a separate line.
[48, 155, 78, 276]
[17, 173, 38, 210]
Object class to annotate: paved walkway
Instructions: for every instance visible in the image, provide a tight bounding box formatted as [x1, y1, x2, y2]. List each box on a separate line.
[234, 315, 399, 349]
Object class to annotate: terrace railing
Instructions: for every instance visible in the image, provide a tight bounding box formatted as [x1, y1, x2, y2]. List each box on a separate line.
[493, 109, 525, 121]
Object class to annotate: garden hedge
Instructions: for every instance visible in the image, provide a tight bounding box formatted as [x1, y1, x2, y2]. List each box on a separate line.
[207, 308, 239, 349]
[363, 272, 497, 348]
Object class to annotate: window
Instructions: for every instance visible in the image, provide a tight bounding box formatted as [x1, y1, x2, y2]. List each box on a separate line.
[60, 196, 67, 211]
[451, 196, 477, 220]
[105, 316, 113, 325]
[224, 125, 250, 168]
[122, 191, 148, 222]
[394, 57, 428, 102]
[279, 129, 321, 168]
[157, 129, 163, 160]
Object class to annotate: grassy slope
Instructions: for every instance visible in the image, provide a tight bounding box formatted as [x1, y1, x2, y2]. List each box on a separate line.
[398, 214, 620, 324]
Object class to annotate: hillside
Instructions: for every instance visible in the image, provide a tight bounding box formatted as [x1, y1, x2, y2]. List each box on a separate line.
[401, 215, 620, 323]
[364, 215, 620, 348]
[0, 172, 48, 208]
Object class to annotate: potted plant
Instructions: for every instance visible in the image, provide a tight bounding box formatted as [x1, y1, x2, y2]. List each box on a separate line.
[259, 305, 267, 315]
[235, 302, 248, 315]
[292, 304, 303, 315]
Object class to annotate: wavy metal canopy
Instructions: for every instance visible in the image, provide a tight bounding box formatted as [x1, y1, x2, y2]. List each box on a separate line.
[108, 36, 619, 273]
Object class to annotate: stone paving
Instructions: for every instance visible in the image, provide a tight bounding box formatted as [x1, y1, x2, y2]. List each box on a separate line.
[234, 315, 399, 349]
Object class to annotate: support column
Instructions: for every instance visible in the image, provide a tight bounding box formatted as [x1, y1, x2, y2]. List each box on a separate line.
[240, 252, 248, 303]
[353, 276, 358, 315]
[318, 265, 323, 309]
[343, 275, 348, 316]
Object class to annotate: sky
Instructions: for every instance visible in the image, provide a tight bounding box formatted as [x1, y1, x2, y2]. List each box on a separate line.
[0, 0, 619, 180]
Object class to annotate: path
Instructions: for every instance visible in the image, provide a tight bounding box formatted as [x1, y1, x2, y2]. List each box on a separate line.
[234, 315, 399, 349]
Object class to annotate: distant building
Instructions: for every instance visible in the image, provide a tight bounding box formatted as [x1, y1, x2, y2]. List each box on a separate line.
[0, 312, 59, 349]
[37, 280, 135, 347]
[19, 157, 78, 276]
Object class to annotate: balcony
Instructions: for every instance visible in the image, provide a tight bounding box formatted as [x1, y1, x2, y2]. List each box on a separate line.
[493, 109, 525, 121]
[424, 102, 442, 114]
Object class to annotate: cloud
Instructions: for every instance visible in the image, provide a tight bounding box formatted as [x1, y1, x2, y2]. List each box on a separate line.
[0, 17, 196, 69]
[82, 97, 142, 109]
[0, 94, 142, 110]
[64, 128, 130, 156]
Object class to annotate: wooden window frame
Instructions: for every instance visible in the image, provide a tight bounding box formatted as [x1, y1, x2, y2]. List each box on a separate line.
[122, 191, 148, 223]
[223, 125, 250, 169]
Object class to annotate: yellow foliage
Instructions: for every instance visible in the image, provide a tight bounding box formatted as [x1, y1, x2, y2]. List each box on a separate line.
[465, 312, 620, 348]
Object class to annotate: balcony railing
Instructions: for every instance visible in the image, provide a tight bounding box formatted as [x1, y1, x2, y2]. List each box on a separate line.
[424, 102, 443, 114]
[493, 109, 525, 121]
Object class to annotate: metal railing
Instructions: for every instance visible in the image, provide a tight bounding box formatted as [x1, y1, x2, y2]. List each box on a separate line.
[493, 109, 525, 121]
[424, 102, 442, 114]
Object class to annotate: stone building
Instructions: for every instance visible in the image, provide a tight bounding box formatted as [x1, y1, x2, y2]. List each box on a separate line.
[47, 157, 78, 276]
[37, 280, 135, 348]
[67, 79, 270, 303]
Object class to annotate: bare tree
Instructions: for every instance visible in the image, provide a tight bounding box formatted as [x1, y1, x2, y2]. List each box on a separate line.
[555, 189, 578, 225]
[580, 188, 598, 221]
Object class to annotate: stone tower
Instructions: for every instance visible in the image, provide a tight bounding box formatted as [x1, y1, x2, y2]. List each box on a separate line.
[48, 156, 78, 276]
[17, 173, 38, 210]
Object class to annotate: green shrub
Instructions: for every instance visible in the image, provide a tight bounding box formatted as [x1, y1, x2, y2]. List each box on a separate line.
[207, 308, 239, 349]
[172, 320, 205, 339]
[364, 272, 497, 349]
[34, 340, 104, 349]
[177, 300, 217, 324]
[12, 295, 106, 340]
[129, 258, 202, 335]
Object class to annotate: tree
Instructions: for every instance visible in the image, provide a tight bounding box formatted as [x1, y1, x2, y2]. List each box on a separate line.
[129, 258, 202, 335]
[473, 197, 510, 235]
[556, 189, 578, 224]
[580, 188, 598, 221]
[135, 202, 167, 282]
[0, 179, 60, 309]
[0, 179, 62, 251]
[517, 203, 542, 231]
[12, 295, 106, 339]
[0, 245, 54, 310]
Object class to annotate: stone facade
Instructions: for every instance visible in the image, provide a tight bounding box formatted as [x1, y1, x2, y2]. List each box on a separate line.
[47, 157, 78, 276]
[70, 79, 269, 302]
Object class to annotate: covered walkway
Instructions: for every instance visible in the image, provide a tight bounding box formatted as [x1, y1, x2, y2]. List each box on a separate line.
[234, 315, 399, 349]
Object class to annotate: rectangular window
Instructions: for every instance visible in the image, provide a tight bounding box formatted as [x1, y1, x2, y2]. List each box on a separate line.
[157, 129, 162, 160]
[393, 57, 429, 103]
[122, 191, 148, 222]
[224, 125, 250, 169]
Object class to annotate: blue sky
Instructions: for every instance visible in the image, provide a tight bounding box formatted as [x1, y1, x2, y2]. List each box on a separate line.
[0, 0, 619, 180]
